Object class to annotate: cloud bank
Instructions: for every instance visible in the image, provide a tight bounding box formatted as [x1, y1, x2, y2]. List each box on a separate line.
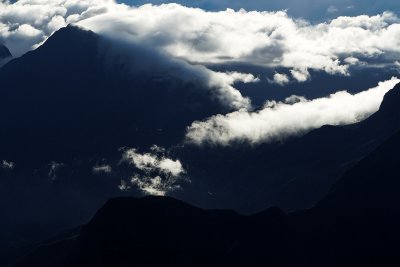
[78, 4, 400, 82]
[121, 145, 187, 196]
[186, 77, 400, 145]
[1, 1, 400, 83]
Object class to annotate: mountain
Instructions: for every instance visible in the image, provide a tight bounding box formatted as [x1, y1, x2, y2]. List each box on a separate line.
[289, 129, 400, 266]
[0, 43, 12, 66]
[0, 44, 11, 59]
[2, 197, 289, 267]
[0, 25, 224, 250]
[1, 24, 400, 253]
[5, 129, 400, 266]
[0, 25, 223, 165]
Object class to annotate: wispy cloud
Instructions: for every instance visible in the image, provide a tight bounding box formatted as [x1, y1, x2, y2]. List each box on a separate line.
[48, 161, 64, 180]
[92, 164, 112, 174]
[186, 77, 400, 145]
[121, 145, 187, 196]
[1, 160, 15, 170]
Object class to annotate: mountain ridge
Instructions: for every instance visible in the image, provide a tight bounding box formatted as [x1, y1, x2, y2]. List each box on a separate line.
[6, 125, 400, 266]
[1, 25, 400, 256]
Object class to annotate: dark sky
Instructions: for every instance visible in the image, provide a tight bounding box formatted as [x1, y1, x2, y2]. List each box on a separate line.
[119, 0, 400, 21]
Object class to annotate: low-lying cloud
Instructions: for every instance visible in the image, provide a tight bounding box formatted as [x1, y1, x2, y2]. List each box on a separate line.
[121, 145, 187, 196]
[186, 77, 400, 146]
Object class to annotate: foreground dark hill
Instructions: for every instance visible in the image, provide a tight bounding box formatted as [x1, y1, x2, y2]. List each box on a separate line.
[6, 129, 400, 266]
[2, 196, 289, 267]
[290, 129, 400, 266]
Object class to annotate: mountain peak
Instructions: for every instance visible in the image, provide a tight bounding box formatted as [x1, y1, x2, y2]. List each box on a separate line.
[0, 43, 12, 61]
[378, 81, 400, 115]
[44, 24, 97, 46]
[359, 81, 400, 134]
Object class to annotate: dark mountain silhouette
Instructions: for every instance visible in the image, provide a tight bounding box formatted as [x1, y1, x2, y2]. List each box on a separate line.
[0, 43, 12, 65]
[4, 129, 400, 266]
[0, 25, 224, 250]
[1, 24, 400, 255]
[0, 43, 11, 59]
[0, 25, 223, 166]
[0, 196, 290, 267]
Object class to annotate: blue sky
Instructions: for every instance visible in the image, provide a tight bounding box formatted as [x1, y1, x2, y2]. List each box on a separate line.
[119, 0, 400, 21]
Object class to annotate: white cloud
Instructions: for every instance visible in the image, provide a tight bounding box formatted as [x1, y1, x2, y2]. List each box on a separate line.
[92, 164, 112, 174]
[48, 161, 64, 180]
[205, 70, 256, 109]
[1, 160, 15, 170]
[327, 6, 339, 14]
[1, 1, 400, 84]
[130, 175, 175, 196]
[158, 158, 184, 177]
[395, 61, 400, 73]
[121, 145, 187, 196]
[78, 5, 400, 77]
[47, 15, 67, 32]
[269, 72, 290, 86]
[290, 68, 310, 82]
[344, 56, 360, 65]
[185, 77, 400, 146]
[118, 180, 131, 191]
[123, 148, 184, 177]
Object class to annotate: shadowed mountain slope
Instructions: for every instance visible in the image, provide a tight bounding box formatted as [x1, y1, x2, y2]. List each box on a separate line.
[0, 44, 11, 60]
[0, 43, 12, 66]
[0, 25, 223, 166]
[5, 129, 400, 266]
[0, 25, 224, 250]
